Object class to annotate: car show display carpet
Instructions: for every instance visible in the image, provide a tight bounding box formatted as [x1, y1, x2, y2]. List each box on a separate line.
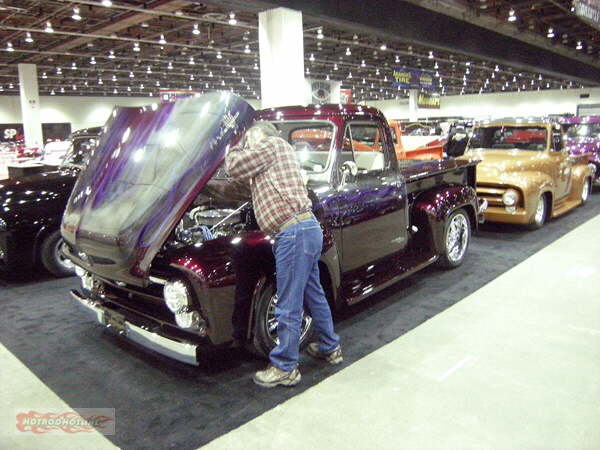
[1, 194, 600, 449]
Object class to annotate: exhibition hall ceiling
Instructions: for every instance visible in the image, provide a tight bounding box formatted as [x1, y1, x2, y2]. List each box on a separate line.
[0, 0, 597, 101]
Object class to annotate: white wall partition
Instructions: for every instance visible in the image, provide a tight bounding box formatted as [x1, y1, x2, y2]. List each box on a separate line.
[0, 95, 262, 133]
[369, 87, 600, 120]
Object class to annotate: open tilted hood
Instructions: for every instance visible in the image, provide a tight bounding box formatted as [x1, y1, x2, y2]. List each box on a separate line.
[61, 93, 255, 285]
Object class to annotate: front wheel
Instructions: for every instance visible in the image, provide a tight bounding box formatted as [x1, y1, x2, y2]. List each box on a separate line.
[438, 209, 471, 269]
[581, 178, 591, 205]
[40, 230, 75, 277]
[527, 194, 548, 230]
[252, 280, 314, 358]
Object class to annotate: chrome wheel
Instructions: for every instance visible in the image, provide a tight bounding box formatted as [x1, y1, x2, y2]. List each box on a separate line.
[53, 239, 74, 271]
[534, 196, 546, 225]
[581, 178, 590, 203]
[445, 212, 469, 263]
[265, 294, 313, 345]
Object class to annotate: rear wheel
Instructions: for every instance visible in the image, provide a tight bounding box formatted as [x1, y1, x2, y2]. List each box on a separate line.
[527, 194, 548, 230]
[40, 230, 75, 278]
[438, 209, 471, 269]
[252, 280, 314, 358]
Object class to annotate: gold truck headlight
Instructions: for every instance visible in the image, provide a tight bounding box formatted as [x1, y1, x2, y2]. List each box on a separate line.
[502, 189, 519, 207]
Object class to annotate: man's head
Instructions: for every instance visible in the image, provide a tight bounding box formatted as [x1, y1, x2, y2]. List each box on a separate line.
[244, 121, 280, 148]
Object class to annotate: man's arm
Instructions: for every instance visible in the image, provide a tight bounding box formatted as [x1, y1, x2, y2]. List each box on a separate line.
[225, 138, 276, 180]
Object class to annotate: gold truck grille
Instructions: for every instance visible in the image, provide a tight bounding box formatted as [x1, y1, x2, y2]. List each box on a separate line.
[477, 185, 523, 208]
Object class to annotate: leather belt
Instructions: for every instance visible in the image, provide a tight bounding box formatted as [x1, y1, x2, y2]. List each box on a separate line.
[277, 211, 314, 233]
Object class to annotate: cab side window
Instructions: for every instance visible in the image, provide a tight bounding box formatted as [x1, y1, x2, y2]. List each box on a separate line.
[551, 128, 563, 152]
[341, 122, 392, 174]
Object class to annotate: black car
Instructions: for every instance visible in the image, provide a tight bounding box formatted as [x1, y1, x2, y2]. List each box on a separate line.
[0, 127, 101, 277]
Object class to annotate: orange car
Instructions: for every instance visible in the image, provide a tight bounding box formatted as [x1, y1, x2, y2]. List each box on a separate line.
[388, 120, 444, 160]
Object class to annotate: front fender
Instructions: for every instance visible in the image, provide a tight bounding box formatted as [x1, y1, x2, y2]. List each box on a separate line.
[412, 185, 478, 254]
[490, 171, 555, 215]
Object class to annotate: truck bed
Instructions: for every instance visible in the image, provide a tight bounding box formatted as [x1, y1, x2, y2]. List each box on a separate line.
[399, 159, 478, 195]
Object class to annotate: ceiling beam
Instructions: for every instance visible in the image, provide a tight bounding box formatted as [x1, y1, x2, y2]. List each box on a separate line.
[218, 0, 600, 85]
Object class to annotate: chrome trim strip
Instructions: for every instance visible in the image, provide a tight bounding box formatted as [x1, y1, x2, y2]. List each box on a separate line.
[70, 290, 199, 365]
[149, 276, 167, 285]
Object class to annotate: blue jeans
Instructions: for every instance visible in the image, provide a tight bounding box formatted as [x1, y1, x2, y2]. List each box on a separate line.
[270, 216, 340, 372]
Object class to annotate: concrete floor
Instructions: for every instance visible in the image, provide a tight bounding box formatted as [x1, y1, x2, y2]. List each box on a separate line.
[205, 214, 600, 450]
[1, 214, 599, 449]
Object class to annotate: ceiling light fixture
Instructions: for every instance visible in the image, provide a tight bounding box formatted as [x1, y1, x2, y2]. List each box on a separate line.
[317, 28, 324, 40]
[244, 44, 251, 54]
[45, 21, 54, 33]
[129, 71, 134, 78]
[72, 7, 82, 21]
[168, 61, 173, 69]
[309, 53, 315, 62]
[146, 66, 152, 74]
[24, 32, 33, 43]
[101, 0, 112, 7]
[90, 57, 96, 65]
[547, 27, 554, 38]
[428, 51, 434, 59]
[108, 50, 115, 59]
[228, 12, 237, 25]
[576, 41, 583, 50]
[159, 34, 167, 45]
[508, 8, 517, 22]
[216, 51, 222, 59]
[192, 23, 201, 36]
[189, 56, 195, 65]
[380, 43, 387, 51]
[6, 42, 14, 52]
[345, 47, 351, 56]
[71, 61, 77, 69]
[133, 42, 140, 52]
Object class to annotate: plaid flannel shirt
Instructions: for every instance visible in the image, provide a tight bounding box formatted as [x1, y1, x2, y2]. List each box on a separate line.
[225, 136, 311, 235]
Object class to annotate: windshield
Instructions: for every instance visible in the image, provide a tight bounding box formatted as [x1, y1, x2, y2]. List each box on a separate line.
[61, 93, 255, 284]
[268, 121, 335, 173]
[61, 136, 97, 168]
[566, 123, 600, 140]
[470, 126, 548, 151]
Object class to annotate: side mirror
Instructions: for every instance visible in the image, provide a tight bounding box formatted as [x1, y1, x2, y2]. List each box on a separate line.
[339, 160, 358, 190]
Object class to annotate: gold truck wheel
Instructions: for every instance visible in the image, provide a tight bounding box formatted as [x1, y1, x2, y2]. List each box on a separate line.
[528, 194, 548, 230]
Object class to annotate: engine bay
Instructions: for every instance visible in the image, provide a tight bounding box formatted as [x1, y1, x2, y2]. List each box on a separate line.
[168, 175, 257, 247]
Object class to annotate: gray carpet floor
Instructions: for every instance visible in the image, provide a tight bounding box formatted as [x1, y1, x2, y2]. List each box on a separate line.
[1, 192, 599, 449]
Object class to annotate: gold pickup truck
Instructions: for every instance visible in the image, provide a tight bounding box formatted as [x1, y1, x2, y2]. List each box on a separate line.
[460, 118, 595, 229]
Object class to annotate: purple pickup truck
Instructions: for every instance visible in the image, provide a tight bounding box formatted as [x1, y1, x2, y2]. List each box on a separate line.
[561, 116, 600, 185]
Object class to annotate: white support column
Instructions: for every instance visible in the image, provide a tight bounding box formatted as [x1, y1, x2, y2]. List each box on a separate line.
[258, 7, 305, 108]
[408, 89, 419, 122]
[18, 64, 43, 148]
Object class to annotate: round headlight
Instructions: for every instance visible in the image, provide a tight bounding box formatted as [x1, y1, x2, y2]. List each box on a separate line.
[164, 280, 191, 314]
[502, 189, 519, 206]
[175, 310, 200, 329]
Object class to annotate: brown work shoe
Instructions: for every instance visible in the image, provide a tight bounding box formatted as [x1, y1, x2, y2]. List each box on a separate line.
[253, 364, 301, 388]
[307, 343, 343, 364]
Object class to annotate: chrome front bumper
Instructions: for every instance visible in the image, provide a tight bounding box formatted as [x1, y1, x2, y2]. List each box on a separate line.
[70, 290, 200, 365]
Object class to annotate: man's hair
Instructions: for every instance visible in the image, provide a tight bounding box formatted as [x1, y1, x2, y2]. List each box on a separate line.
[249, 121, 280, 138]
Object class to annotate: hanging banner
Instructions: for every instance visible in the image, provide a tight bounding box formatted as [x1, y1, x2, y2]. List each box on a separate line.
[392, 67, 436, 90]
[573, 0, 600, 28]
[417, 93, 440, 109]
